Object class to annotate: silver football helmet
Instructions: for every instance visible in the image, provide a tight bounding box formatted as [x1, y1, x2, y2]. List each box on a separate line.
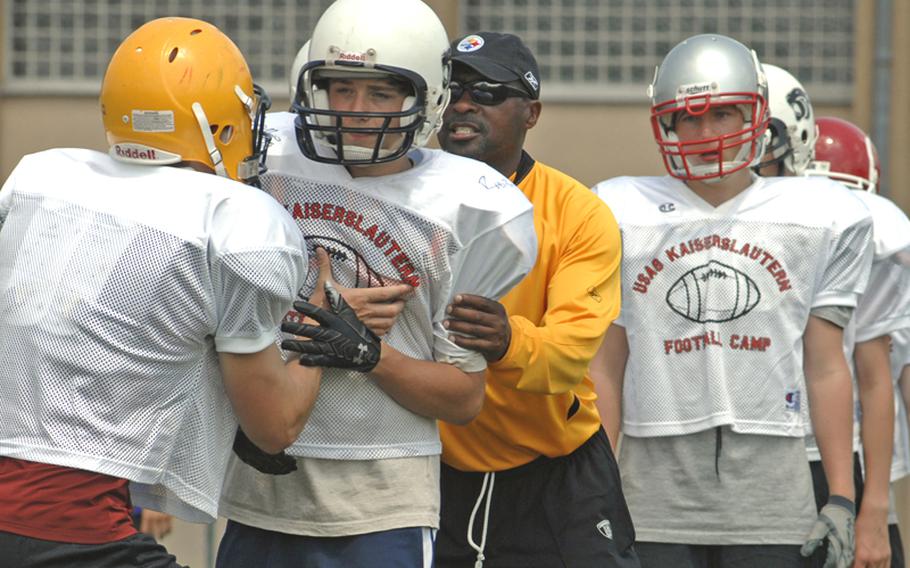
[755, 64, 818, 175]
[292, 0, 451, 165]
[649, 34, 769, 182]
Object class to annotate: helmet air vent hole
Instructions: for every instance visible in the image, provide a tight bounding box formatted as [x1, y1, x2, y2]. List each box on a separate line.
[210, 124, 219, 135]
[168, 47, 179, 62]
[190, 29, 202, 36]
[219, 125, 234, 144]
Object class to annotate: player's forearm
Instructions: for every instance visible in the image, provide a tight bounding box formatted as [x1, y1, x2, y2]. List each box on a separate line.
[594, 375, 622, 451]
[371, 343, 485, 424]
[589, 325, 628, 451]
[221, 347, 322, 454]
[858, 407, 893, 510]
[807, 368, 856, 500]
[855, 336, 895, 510]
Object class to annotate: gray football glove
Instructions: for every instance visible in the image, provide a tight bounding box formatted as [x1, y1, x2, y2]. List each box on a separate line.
[800, 495, 855, 568]
[281, 281, 381, 372]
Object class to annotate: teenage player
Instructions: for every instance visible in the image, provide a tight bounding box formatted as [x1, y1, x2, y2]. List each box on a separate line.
[0, 17, 375, 567]
[591, 35, 872, 568]
[216, 2, 538, 567]
[804, 116, 910, 568]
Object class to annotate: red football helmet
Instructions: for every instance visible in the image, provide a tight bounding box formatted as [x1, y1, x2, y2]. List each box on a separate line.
[805, 116, 880, 192]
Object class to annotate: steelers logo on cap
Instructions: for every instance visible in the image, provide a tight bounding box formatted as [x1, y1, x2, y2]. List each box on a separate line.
[456, 35, 485, 52]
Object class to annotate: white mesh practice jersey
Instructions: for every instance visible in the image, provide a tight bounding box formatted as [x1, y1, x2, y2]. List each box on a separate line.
[805, 190, 910, 460]
[852, 192, 910, 343]
[262, 112, 537, 460]
[0, 149, 306, 522]
[593, 175, 873, 438]
[892, 328, 910, 481]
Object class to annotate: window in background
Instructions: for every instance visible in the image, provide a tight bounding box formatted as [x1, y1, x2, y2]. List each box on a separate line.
[460, 0, 854, 103]
[3, 0, 332, 97]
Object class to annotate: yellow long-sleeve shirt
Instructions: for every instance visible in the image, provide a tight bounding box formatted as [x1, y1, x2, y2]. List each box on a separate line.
[439, 153, 622, 472]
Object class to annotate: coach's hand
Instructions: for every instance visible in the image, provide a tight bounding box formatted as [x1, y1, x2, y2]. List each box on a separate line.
[800, 495, 856, 568]
[282, 281, 381, 372]
[232, 428, 297, 475]
[444, 294, 511, 362]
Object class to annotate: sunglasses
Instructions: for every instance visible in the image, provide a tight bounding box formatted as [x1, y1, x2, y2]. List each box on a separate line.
[449, 80, 530, 106]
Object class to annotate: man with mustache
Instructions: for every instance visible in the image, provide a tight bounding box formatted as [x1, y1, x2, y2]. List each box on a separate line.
[436, 31, 639, 568]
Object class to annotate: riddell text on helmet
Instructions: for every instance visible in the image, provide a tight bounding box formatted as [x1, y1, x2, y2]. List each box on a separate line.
[114, 145, 160, 161]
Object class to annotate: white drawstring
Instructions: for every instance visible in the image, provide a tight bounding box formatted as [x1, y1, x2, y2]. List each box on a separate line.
[467, 471, 495, 568]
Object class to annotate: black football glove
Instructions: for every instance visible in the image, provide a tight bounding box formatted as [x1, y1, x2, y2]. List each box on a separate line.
[281, 281, 381, 372]
[232, 428, 297, 475]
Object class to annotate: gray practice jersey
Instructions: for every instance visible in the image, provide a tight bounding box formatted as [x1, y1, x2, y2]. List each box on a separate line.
[0, 149, 306, 522]
[262, 112, 537, 460]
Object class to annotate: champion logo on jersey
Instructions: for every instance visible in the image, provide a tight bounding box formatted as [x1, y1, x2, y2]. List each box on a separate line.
[596, 519, 613, 539]
[785, 389, 801, 412]
[457, 35, 484, 52]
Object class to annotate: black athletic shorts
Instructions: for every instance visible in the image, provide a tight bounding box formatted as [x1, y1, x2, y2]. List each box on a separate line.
[435, 427, 640, 568]
[0, 530, 183, 568]
[890, 522, 906, 568]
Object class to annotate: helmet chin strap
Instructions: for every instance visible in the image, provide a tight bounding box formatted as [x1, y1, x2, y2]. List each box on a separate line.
[192, 102, 229, 179]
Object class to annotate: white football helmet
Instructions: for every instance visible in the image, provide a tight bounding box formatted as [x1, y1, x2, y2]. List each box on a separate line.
[292, 0, 451, 165]
[289, 39, 310, 103]
[649, 34, 769, 182]
[755, 64, 818, 175]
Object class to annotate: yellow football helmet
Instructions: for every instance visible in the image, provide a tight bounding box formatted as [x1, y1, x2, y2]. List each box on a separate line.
[100, 17, 270, 184]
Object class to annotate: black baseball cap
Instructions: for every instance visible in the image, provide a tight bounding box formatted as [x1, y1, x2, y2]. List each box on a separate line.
[449, 32, 540, 100]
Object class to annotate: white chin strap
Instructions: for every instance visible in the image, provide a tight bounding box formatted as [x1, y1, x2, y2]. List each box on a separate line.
[191, 85, 256, 180]
[192, 102, 228, 178]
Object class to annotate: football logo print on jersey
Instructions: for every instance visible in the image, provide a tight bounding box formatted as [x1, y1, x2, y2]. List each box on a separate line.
[665, 261, 761, 323]
[303, 235, 400, 291]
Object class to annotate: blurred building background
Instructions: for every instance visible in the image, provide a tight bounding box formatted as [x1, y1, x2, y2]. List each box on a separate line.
[1, 0, 908, 566]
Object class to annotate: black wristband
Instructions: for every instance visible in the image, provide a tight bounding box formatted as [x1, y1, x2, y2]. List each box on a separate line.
[827, 494, 856, 515]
